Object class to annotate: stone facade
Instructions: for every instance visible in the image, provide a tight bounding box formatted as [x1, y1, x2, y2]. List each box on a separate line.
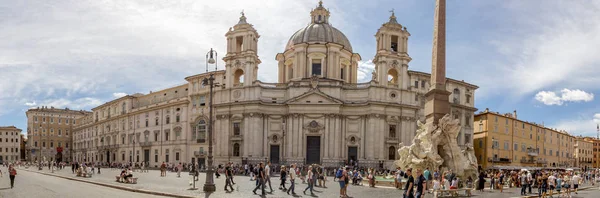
[72, 2, 478, 169]
[575, 137, 594, 170]
[0, 126, 21, 163]
[25, 107, 90, 162]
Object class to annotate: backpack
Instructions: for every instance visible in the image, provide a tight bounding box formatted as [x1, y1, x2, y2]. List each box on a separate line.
[336, 169, 343, 178]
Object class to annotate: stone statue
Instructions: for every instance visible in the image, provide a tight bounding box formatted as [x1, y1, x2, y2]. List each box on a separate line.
[395, 114, 477, 180]
[371, 71, 377, 81]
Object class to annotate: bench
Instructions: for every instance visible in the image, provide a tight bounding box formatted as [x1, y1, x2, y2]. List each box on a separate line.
[430, 188, 473, 197]
[115, 176, 138, 184]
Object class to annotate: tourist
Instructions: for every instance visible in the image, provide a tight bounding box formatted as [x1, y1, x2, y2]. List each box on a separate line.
[303, 165, 315, 195]
[265, 162, 273, 192]
[527, 171, 533, 194]
[279, 165, 287, 190]
[415, 169, 426, 198]
[252, 162, 266, 195]
[224, 163, 234, 191]
[160, 162, 166, 177]
[442, 172, 450, 191]
[424, 167, 431, 193]
[344, 166, 350, 197]
[450, 177, 458, 190]
[8, 164, 17, 189]
[177, 162, 182, 177]
[572, 173, 581, 194]
[548, 172, 556, 197]
[322, 167, 328, 188]
[564, 173, 572, 198]
[477, 171, 485, 192]
[287, 164, 296, 195]
[556, 174, 563, 197]
[432, 176, 441, 197]
[466, 176, 473, 196]
[403, 168, 414, 198]
[336, 167, 345, 197]
[497, 171, 503, 193]
[520, 171, 528, 196]
[541, 173, 548, 198]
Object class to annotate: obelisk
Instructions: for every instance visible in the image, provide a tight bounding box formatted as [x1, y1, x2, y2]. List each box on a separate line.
[424, 0, 451, 125]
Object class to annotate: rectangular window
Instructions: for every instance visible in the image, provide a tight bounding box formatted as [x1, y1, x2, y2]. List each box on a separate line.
[389, 125, 397, 138]
[414, 81, 418, 88]
[165, 132, 169, 141]
[340, 68, 345, 80]
[514, 143, 518, 151]
[311, 59, 321, 76]
[176, 152, 180, 161]
[199, 96, 206, 106]
[390, 35, 398, 52]
[233, 123, 241, 136]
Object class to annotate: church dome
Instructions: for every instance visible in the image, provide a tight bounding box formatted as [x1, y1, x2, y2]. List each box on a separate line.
[285, 1, 352, 51]
[286, 23, 352, 51]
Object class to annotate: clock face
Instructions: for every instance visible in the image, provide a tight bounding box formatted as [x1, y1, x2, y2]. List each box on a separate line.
[310, 121, 318, 128]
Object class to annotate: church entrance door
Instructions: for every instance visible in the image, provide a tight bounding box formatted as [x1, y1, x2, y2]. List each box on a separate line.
[270, 145, 280, 164]
[348, 146, 357, 163]
[306, 136, 321, 165]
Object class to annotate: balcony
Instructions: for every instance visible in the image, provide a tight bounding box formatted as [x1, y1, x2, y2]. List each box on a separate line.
[140, 142, 153, 147]
[230, 135, 244, 141]
[385, 136, 400, 144]
[527, 148, 539, 157]
[194, 151, 206, 156]
[488, 157, 511, 163]
[520, 159, 537, 164]
[536, 159, 548, 164]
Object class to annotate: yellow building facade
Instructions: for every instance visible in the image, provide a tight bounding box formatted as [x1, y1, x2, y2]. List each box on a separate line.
[589, 137, 600, 169]
[575, 137, 593, 170]
[474, 109, 576, 170]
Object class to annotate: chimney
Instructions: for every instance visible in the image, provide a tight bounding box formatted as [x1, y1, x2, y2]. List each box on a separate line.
[513, 110, 517, 119]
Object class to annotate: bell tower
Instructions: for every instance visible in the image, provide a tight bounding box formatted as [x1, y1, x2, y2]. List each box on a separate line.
[223, 12, 261, 88]
[372, 11, 411, 88]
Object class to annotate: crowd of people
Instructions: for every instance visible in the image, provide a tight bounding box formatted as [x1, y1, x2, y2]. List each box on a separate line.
[476, 168, 600, 198]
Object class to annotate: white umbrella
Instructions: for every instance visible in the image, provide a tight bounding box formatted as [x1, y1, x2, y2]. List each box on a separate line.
[566, 168, 573, 171]
[521, 168, 528, 172]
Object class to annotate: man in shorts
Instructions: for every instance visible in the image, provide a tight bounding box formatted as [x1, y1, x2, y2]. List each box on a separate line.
[572, 173, 581, 194]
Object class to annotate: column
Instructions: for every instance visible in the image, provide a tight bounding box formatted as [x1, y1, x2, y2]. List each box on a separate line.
[243, 116, 250, 157]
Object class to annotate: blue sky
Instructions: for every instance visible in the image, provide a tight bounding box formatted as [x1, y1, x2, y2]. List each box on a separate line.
[1, 0, 599, 137]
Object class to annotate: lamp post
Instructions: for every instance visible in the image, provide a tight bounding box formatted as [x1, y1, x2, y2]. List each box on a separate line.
[202, 49, 218, 192]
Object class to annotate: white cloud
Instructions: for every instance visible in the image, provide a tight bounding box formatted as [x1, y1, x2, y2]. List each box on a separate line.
[551, 113, 600, 137]
[113, 92, 127, 98]
[535, 89, 594, 105]
[483, 1, 600, 96]
[357, 60, 375, 82]
[24, 101, 37, 106]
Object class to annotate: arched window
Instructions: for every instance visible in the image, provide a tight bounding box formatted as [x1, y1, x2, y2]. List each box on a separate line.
[233, 143, 240, 156]
[234, 69, 244, 87]
[387, 69, 399, 84]
[388, 146, 396, 160]
[453, 88, 460, 104]
[196, 120, 206, 143]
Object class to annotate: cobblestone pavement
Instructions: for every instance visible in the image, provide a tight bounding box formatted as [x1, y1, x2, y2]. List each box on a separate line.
[0, 166, 164, 198]
[15, 166, 600, 198]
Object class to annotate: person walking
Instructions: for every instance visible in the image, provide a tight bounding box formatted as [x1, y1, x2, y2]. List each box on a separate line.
[303, 166, 315, 195]
[287, 164, 297, 195]
[160, 162, 167, 177]
[415, 169, 426, 198]
[177, 163, 183, 178]
[8, 164, 17, 189]
[520, 171, 528, 196]
[424, 167, 431, 193]
[265, 162, 273, 192]
[279, 165, 287, 190]
[224, 164, 234, 191]
[252, 162, 266, 195]
[403, 168, 415, 198]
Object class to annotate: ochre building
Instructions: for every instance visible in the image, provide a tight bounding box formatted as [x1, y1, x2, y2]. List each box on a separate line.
[474, 109, 576, 170]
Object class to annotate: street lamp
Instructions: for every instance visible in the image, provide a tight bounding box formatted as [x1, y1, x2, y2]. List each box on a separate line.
[202, 48, 218, 192]
[205, 48, 218, 72]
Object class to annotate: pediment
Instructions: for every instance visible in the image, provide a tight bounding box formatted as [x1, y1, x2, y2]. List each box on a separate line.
[286, 90, 343, 105]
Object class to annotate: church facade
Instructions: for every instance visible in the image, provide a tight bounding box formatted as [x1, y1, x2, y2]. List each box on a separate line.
[211, 2, 478, 168]
[72, 2, 477, 169]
